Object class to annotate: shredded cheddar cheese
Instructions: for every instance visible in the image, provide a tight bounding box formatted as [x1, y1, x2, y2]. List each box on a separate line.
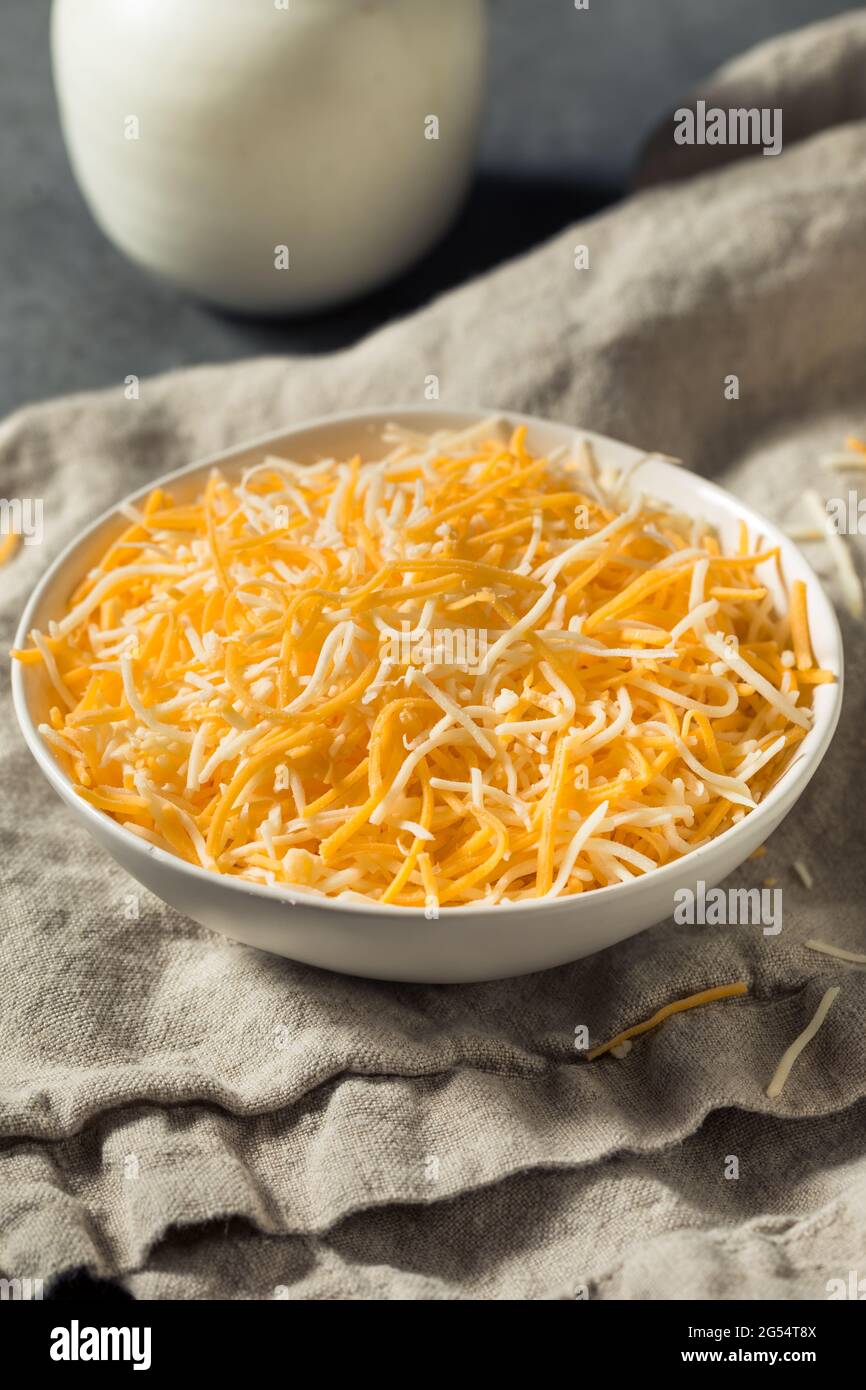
[820, 436, 866, 471]
[765, 985, 840, 1099]
[802, 488, 863, 619]
[792, 858, 814, 890]
[12, 420, 829, 908]
[0, 531, 20, 567]
[789, 579, 814, 673]
[805, 939, 866, 966]
[586, 981, 749, 1061]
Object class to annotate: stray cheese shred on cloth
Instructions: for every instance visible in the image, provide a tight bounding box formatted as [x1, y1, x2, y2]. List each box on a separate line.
[12, 420, 834, 911]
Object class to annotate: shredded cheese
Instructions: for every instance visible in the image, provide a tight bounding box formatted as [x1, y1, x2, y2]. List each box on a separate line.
[765, 986, 840, 1099]
[805, 939, 866, 965]
[586, 982, 749, 1061]
[0, 531, 21, 567]
[12, 422, 829, 907]
[789, 579, 814, 673]
[802, 489, 863, 619]
[820, 451, 866, 471]
[821, 437, 866, 471]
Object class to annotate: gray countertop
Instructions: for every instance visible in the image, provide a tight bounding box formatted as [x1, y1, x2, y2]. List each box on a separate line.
[0, 0, 852, 422]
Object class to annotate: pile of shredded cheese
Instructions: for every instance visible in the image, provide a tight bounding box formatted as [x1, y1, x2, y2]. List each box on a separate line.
[13, 420, 834, 911]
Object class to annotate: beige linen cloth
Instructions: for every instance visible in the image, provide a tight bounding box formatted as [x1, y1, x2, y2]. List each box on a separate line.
[2, 13, 866, 1300]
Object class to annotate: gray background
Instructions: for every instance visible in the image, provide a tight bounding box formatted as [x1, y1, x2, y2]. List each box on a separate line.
[0, 0, 856, 421]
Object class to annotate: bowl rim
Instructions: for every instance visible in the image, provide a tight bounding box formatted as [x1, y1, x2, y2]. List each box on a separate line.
[11, 404, 845, 924]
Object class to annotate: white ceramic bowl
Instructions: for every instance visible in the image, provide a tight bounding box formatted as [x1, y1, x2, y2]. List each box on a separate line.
[12, 408, 844, 982]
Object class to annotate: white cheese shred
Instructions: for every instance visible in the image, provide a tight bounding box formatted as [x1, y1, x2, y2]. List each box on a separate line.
[765, 986, 840, 1100]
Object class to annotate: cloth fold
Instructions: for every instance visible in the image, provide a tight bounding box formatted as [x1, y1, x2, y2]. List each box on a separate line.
[2, 11, 866, 1299]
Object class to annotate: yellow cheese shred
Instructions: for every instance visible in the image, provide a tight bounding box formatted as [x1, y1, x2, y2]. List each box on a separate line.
[585, 982, 749, 1060]
[789, 579, 814, 672]
[0, 531, 20, 567]
[11, 421, 829, 908]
